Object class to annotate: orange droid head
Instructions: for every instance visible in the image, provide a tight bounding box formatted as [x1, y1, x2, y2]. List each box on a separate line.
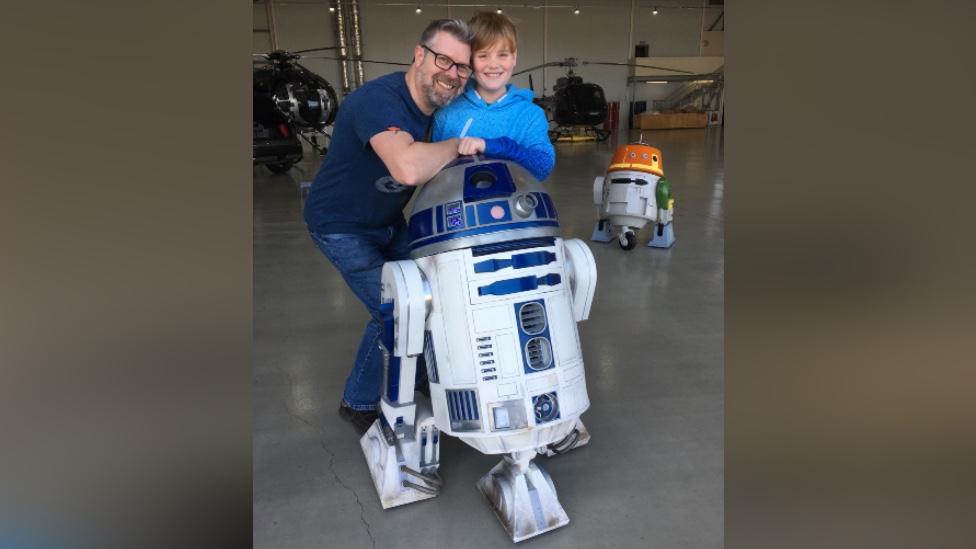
[606, 143, 664, 177]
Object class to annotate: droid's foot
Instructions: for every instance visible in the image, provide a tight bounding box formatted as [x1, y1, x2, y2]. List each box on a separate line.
[360, 399, 441, 509]
[590, 219, 614, 243]
[648, 222, 675, 248]
[477, 451, 570, 543]
[543, 419, 591, 457]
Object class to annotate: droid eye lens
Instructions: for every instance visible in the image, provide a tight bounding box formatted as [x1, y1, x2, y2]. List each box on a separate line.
[471, 170, 497, 189]
[652, 155, 658, 162]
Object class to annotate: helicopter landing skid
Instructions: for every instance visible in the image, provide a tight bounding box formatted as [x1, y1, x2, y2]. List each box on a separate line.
[549, 126, 611, 143]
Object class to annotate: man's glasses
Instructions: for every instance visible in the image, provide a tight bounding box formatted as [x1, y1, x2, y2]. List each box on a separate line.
[420, 44, 472, 78]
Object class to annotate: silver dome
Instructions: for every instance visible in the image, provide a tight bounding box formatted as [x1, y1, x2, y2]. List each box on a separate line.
[406, 158, 561, 258]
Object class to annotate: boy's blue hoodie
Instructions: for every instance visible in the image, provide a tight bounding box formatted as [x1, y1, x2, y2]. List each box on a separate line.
[432, 82, 555, 181]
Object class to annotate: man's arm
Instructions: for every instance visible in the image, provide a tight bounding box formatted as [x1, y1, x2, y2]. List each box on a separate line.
[370, 129, 460, 186]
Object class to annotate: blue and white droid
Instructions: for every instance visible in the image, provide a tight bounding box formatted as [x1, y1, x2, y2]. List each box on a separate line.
[360, 158, 597, 542]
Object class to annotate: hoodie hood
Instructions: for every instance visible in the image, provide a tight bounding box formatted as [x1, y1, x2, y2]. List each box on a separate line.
[459, 82, 535, 110]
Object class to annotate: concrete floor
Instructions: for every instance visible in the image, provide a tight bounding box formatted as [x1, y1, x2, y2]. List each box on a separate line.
[253, 127, 724, 549]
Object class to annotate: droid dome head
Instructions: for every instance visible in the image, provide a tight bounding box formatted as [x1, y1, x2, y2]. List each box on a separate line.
[608, 142, 664, 177]
[406, 158, 561, 258]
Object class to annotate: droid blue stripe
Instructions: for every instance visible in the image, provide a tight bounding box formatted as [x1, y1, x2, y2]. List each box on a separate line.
[408, 208, 435, 241]
[532, 192, 548, 218]
[409, 220, 559, 250]
[465, 205, 476, 227]
[541, 193, 558, 219]
[435, 205, 443, 232]
[474, 251, 557, 273]
[387, 356, 401, 401]
[477, 273, 562, 296]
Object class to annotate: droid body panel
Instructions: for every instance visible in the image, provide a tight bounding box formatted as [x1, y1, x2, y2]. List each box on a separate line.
[591, 142, 676, 250]
[361, 158, 597, 542]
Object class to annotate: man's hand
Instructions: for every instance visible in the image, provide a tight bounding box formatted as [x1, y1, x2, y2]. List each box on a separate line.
[457, 137, 486, 157]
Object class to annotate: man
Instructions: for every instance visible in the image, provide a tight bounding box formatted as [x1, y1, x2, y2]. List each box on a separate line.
[303, 19, 474, 434]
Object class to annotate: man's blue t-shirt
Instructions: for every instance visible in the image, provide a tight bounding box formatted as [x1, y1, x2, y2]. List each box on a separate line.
[304, 72, 430, 234]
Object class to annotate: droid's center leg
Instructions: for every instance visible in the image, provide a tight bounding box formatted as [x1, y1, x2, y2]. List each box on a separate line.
[477, 449, 571, 543]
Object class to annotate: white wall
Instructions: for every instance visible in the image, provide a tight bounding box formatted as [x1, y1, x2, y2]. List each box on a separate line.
[254, 1, 724, 123]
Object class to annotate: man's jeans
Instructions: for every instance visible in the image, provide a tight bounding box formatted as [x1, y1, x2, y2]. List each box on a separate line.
[310, 225, 425, 411]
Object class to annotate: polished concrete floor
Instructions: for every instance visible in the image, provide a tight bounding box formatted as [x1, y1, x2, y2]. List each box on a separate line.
[253, 127, 724, 549]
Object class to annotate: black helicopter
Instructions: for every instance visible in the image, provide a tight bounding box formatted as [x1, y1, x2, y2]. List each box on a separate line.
[515, 58, 693, 142]
[253, 48, 339, 173]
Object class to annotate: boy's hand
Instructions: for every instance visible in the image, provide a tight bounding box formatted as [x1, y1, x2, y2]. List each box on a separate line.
[457, 137, 486, 156]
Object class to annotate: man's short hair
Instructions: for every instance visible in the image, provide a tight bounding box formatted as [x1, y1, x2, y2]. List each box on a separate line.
[419, 18, 472, 46]
[469, 11, 518, 52]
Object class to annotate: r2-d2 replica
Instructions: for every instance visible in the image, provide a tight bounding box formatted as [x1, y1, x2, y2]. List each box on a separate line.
[591, 139, 675, 250]
[360, 158, 597, 542]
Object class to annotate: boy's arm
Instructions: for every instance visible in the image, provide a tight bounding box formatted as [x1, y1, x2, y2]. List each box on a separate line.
[482, 137, 554, 181]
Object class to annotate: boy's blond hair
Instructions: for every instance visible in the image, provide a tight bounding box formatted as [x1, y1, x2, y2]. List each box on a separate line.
[468, 11, 518, 53]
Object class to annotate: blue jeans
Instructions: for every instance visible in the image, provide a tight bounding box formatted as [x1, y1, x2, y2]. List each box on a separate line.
[310, 225, 424, 411]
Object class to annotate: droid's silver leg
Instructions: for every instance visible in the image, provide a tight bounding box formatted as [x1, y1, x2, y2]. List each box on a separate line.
[477, 450, 570, 543]
[360, 392, 442, 509]
[590, 219, 614, 242]
[542, 419, 591, 457]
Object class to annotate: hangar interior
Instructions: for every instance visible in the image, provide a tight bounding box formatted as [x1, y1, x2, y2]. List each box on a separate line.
[254, 1, 724, 547]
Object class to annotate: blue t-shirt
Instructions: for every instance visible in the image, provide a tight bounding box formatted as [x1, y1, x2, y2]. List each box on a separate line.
[304, 72, 431, 234]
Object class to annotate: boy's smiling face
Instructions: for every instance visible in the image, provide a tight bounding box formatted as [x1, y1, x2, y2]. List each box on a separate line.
[472, 40, 517, 101]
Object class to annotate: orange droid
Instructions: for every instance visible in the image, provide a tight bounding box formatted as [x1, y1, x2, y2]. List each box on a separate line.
[591, 139, 675, 250]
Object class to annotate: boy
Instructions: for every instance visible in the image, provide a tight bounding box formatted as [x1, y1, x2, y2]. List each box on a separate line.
[432, 12, 554, 181]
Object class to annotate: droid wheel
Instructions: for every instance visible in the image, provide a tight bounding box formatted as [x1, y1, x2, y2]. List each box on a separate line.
[620, 232, 637, 250]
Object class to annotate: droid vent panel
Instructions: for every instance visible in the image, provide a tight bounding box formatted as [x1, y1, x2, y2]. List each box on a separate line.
[423, 330, 438, 384]
[519, 302, 547, 335]
[446, 389, 482, 431]
[524, 337, 553, 371]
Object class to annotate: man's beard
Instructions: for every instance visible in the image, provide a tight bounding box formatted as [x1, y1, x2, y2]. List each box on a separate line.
[418, 71, 463, 108]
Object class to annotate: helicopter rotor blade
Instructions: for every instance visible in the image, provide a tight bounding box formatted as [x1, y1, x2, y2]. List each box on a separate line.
[304, 55, 411, 67]
[292, 46, 340, 54]
[513, 61, 571, 76]
[581, 61, 695, 74]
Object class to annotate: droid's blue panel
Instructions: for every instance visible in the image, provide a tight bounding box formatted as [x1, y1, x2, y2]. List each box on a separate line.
[409, 220, 559, 250]
[476, 201, 513, 225]
[408, 208, 435, 241]
[477, 273, 561, 297]
[474, 251, 557, 273]
[514, 299, 555, 374]
[531, 192, 549, 218]
[532, 392, 561, 424]
[447, 389, 482, 432]
[471, 237, 556, 257]
[463, 162, 517, 203]
[435, 205, 443, 233]
[465, 205, 476, 227]
[541, 193, 558, 219]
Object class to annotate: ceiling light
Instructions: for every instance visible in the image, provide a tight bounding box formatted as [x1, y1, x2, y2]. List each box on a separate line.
[652, 8, 659, 15]
[496, 8, 503, 14]
[645, 80, 668, 84]
[574, 5, 580, 14]
[416, 6, 422, 14]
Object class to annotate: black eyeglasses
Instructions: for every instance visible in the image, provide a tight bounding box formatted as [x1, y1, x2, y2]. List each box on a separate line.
[420, 44, 472, 78]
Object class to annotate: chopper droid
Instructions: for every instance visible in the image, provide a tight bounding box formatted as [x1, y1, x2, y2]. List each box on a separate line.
[359, 158, 597, 542]
[591, 140, 675, 250]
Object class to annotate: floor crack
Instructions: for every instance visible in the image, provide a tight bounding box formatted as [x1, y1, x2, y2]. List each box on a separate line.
[269, 335, 376, 549]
